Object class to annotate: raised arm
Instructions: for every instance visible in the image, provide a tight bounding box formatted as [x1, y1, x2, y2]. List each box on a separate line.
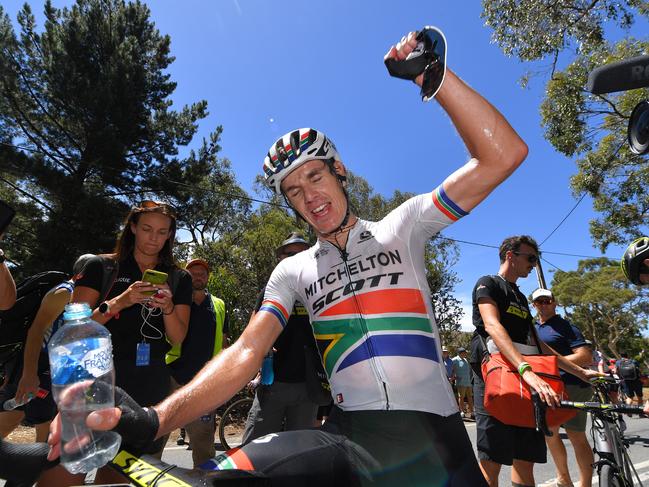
[385, 31, 528, 212]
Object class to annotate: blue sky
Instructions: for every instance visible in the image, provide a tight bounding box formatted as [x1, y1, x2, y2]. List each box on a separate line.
[5, 0, 647, 330]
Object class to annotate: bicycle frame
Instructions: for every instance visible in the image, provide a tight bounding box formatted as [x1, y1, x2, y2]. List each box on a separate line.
[590, 411, 638, 485]
[533, 380, 646, 487]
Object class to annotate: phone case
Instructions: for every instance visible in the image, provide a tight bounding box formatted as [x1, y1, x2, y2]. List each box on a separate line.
[141, 269, 168, 295]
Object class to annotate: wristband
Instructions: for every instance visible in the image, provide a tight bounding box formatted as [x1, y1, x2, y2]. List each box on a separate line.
[518, 361, 532, 376]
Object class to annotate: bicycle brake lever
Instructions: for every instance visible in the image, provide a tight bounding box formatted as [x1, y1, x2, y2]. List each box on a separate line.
[532, 392, 553, 437]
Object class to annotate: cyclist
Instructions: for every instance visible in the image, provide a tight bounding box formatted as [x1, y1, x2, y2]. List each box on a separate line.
[48, 28, 529, 486]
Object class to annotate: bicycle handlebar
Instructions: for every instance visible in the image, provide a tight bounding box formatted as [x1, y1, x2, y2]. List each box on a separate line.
[531, 392, 647, 438]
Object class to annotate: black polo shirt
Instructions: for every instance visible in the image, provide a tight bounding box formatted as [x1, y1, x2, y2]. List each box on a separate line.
[535, 315, 587, 386]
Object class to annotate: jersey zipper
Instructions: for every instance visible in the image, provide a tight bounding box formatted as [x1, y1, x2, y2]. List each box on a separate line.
[335, 242, 390, 409]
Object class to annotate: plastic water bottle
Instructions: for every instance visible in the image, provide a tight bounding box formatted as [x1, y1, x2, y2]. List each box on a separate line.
[48, 303, 121, 473]
[261, 351, 274, 385]
[3, 387, 49, 410]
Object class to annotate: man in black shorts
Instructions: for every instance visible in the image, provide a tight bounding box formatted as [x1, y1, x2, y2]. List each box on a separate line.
[471, 235, 598, 487]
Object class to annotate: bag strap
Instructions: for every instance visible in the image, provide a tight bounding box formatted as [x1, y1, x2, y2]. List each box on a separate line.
[98, 254, 119, 304]
[528, 319, 544, 355]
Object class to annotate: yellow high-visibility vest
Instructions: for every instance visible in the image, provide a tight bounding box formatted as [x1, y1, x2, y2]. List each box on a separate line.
[166, 295, 226, 365]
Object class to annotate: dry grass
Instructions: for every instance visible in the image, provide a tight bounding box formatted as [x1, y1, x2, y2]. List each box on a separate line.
[5, 425, 34, 443]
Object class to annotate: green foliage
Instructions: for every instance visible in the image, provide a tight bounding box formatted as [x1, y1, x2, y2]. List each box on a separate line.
[193, 207, 305, 339]
[482, 0, 642, 62]
[0, 0, 243, 275]
[551, 257, 649, 357]
[481, 1, 649, 250]
[541, 40, 649, 250]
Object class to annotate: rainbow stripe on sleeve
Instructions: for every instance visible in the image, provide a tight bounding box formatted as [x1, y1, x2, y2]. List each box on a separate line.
[432, 185, 469, 222]
[259, 300, 289, 328]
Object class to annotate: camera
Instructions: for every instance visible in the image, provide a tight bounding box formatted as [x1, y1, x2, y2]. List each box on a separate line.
[586, 54, 649, 154]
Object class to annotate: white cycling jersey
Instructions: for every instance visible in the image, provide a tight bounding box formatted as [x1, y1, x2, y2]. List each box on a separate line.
[261, 186, 467, 415]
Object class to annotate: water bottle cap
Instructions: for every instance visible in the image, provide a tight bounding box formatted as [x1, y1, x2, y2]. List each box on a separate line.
[63, 302, 92, 321]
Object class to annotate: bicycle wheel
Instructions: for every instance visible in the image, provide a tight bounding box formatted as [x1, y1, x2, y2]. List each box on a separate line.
[218, 397, 254, 450]
[599, 463, 628, 487]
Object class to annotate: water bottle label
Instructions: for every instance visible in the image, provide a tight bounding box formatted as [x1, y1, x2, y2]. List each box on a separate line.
[50, 338, 113, 385]
[80, 343, 113, 377]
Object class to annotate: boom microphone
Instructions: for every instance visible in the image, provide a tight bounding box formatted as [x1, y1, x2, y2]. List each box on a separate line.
[586, 55, 649, 94]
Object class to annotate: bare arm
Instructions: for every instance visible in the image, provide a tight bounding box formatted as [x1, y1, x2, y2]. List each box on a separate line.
[16, 289, 70, 402]
[385, 32, 528, 212]
[0, 260, 16, 310]
[479, 299, 528, 372]
[153, 310, 282, 436]
[537, 341, 598, 383]
[435, 70, 528, 212]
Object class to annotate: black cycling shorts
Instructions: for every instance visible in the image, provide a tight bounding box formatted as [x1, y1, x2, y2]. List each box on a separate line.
[201, 408, 487, 487]
[473, 378, 546, 465]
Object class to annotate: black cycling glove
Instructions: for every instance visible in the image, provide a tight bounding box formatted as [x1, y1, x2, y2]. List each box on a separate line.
[385, 26, 447, 101]
[113, 386, 163, 455]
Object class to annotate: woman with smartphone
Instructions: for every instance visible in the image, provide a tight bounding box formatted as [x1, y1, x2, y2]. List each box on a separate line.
[71, 201, 192, 478]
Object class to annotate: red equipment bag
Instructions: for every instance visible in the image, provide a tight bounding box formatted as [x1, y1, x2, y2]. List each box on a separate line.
[481, 352, 576, 428]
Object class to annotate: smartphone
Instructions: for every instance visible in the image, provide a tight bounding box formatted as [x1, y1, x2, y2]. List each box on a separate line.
[0, 200, 16, 237]
[141, 269, 168, 296]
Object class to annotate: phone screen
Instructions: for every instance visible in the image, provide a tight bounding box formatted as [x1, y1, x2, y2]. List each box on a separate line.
[0, 200, 16, 236]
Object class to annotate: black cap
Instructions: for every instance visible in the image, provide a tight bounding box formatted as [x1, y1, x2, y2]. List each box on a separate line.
[275, 232, 309, 257]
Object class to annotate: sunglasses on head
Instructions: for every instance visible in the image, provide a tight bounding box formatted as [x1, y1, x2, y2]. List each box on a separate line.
[513, 251, 538, 264]
[134, 200, 177, 218]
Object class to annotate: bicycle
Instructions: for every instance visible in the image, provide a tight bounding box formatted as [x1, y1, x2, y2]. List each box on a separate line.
[0, 439, 269, 487]
[218, 390, 254, 450]
[533, 377, 647, 487]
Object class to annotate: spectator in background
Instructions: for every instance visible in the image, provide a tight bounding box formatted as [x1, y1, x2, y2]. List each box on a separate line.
[73, 201, 192, 484]
[532, 288, 593, 487]
[442, 346, 454, 382]
[242, 233, 326, 444]
[0, 248, 16, 310]
[166, 258, 229, 468]
[452, 347, 473, 420]
[616, 353, 644, 407]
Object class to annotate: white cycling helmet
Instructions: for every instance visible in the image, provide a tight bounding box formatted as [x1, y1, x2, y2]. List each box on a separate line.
[263, 128, 341, 194]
